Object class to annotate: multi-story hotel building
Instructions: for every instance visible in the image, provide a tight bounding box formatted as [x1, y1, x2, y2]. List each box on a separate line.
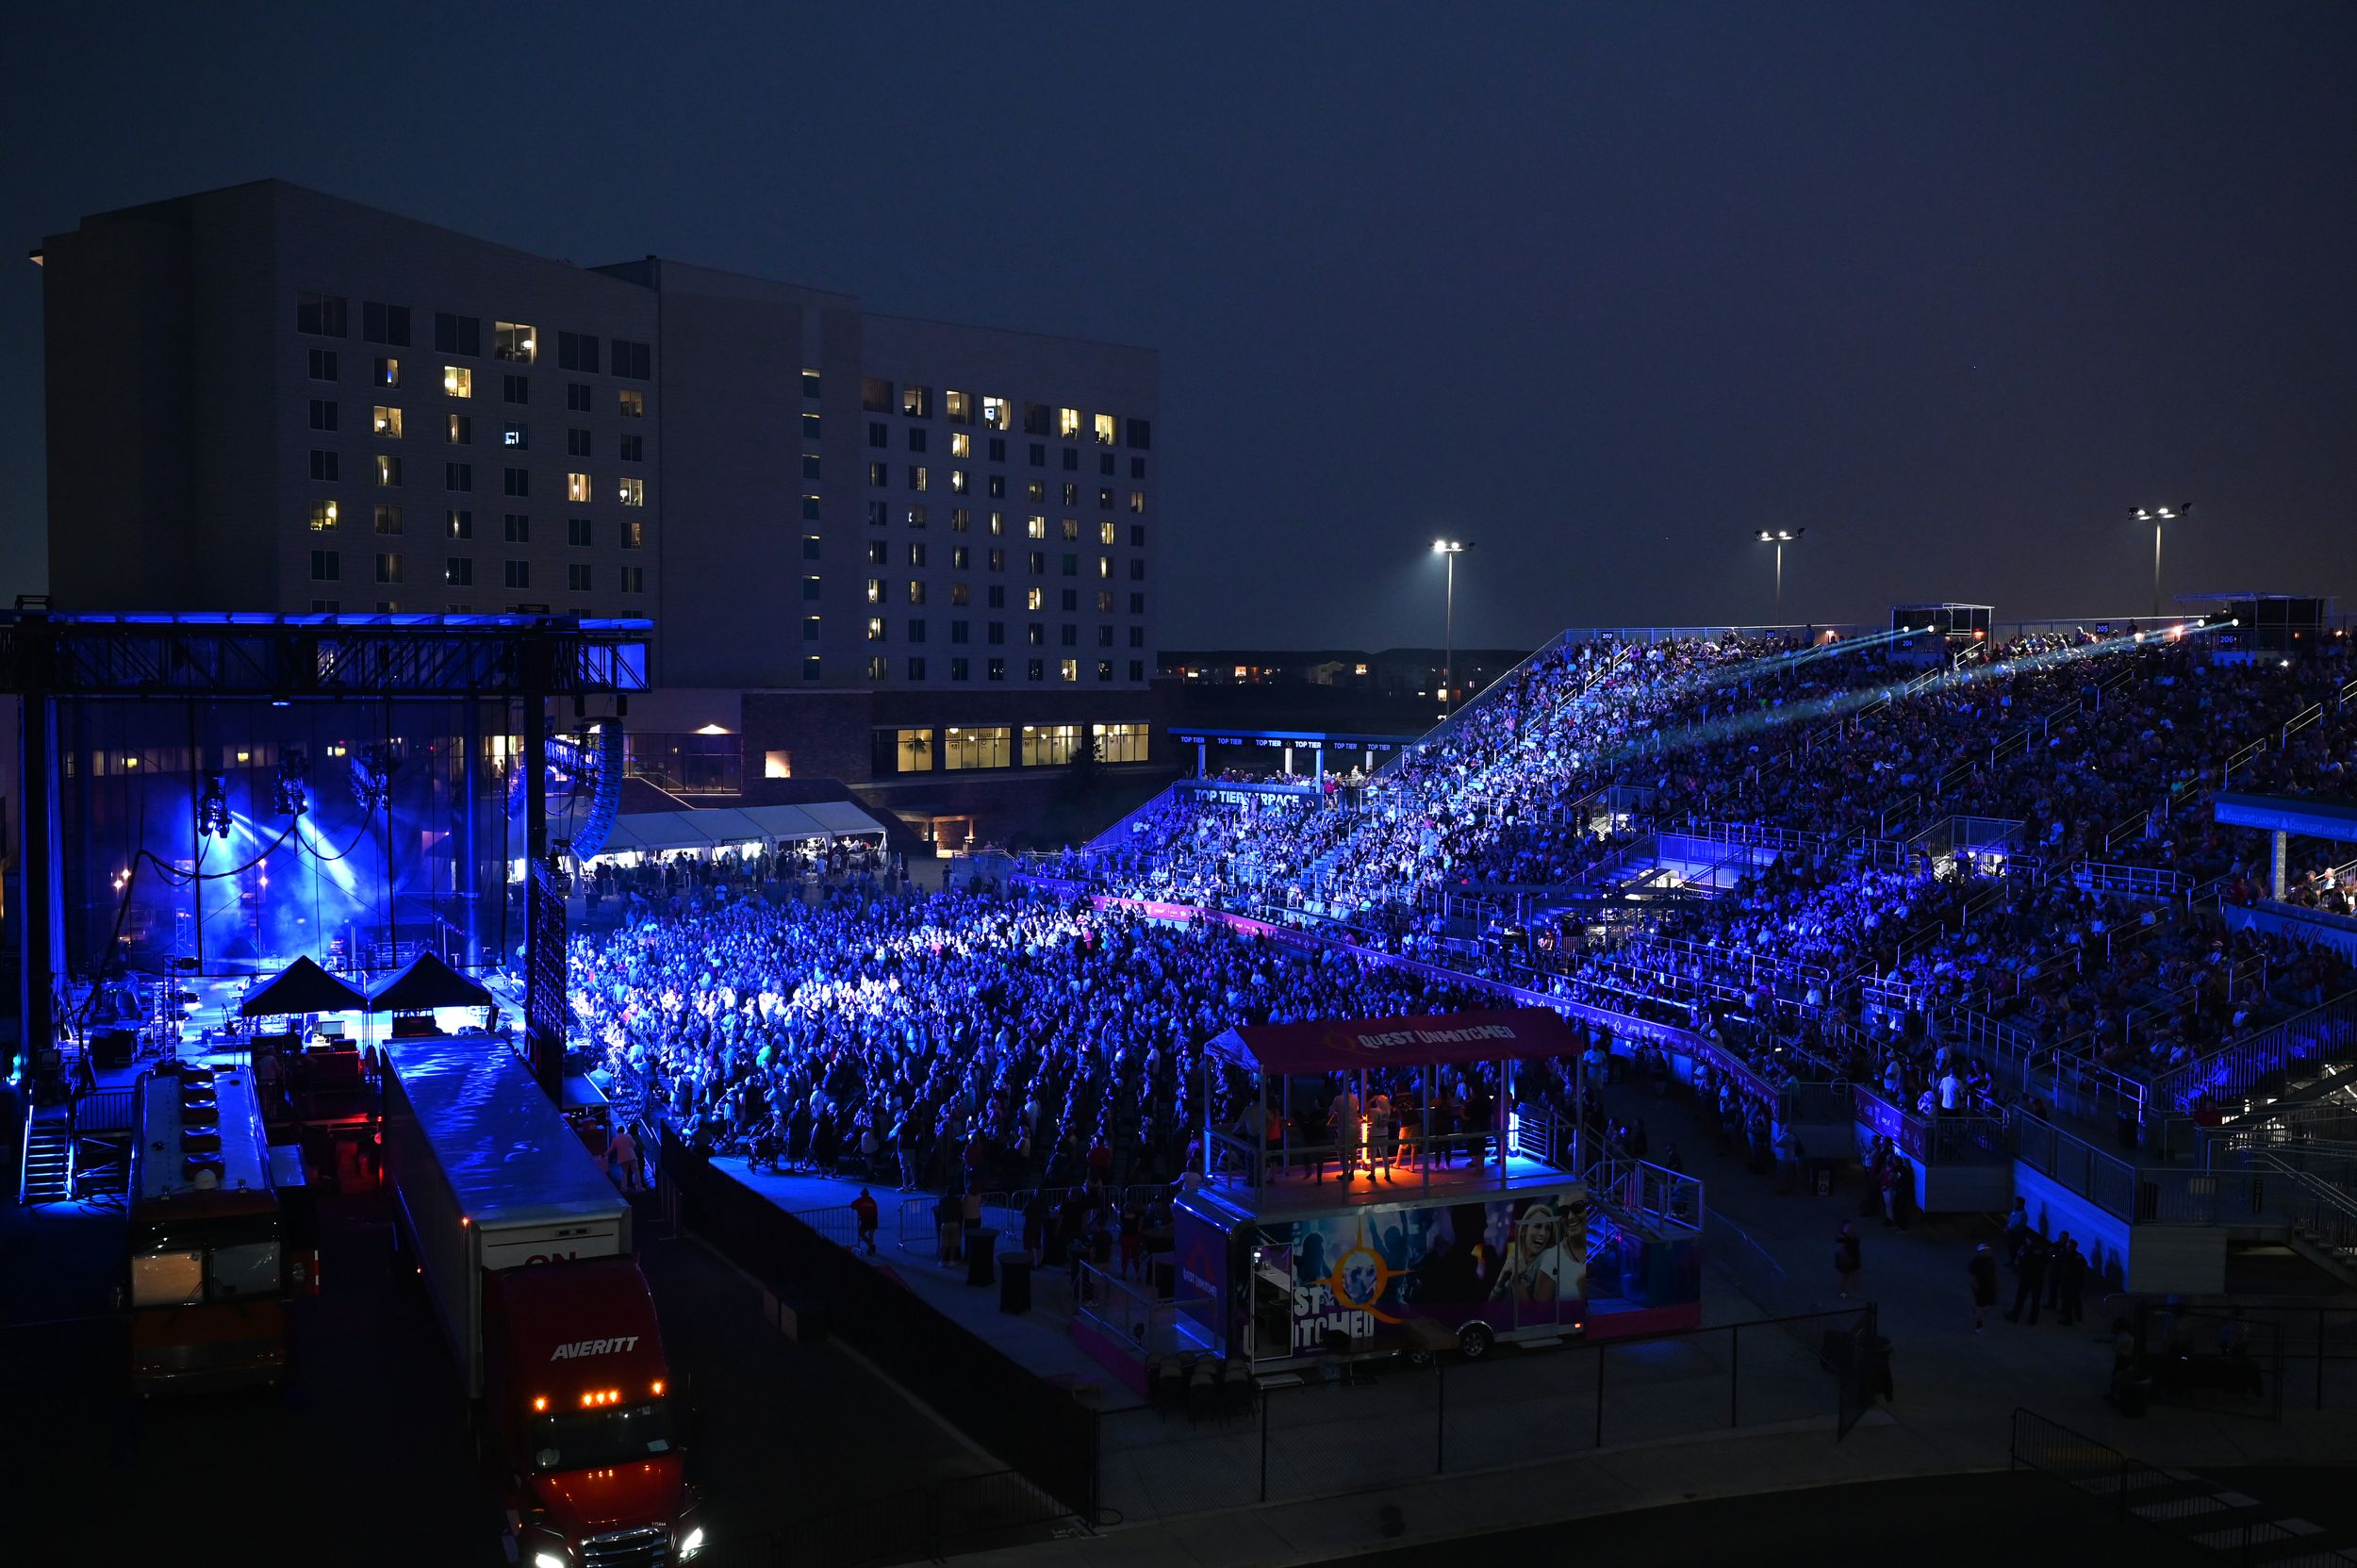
[40, 181, 1168, 847]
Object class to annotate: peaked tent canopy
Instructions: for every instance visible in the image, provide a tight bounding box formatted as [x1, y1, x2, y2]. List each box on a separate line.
[239, 955, 371, 1017]
[367, 950, 495, 1014]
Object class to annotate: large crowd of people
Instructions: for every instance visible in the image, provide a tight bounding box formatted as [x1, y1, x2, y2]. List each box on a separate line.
[571, 623, 2355, 1230]
[570, 883, 1529, 1197]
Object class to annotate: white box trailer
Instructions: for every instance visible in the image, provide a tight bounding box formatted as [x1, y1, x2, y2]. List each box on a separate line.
[381, 1034, 632, 1398]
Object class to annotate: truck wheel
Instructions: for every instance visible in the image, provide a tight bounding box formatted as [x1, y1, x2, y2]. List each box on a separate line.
[1459, 1322, 1494, 1360]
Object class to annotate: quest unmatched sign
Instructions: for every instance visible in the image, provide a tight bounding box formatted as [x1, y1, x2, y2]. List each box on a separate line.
[1211, 1007, 1582, 1076]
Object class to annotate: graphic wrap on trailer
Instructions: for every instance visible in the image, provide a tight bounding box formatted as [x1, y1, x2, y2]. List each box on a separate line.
[1180, 1185, 1589, 1362]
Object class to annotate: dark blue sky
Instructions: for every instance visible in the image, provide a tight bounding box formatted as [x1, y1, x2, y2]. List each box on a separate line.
[7, 2, 2353, 648]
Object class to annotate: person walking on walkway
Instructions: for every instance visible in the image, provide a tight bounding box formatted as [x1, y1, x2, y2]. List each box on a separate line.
[1834, 1222, 1863, 1300]
[2003, 1198, 2029, 1263]
[2053, 1237, 2087, 1327]
[604, 1123, 640, 1194]
[2006, 1231, 2049, 1324]
[2043, 1230, 2073, 1312]
[850, 1186, 880, 1255]
[1969, 1243, 1998, 1333]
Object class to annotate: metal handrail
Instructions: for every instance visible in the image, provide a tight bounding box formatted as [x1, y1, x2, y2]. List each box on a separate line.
[2014, 1111, 2137, 1217]
[2149, 988, 2357, 1113]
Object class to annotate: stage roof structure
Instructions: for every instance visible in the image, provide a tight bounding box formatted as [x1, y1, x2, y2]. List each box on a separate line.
[0, 608, 650, 697]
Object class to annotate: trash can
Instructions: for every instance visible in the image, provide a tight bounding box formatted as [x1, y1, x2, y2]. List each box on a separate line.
[965, 1228, 998, 1287]
[998, 1253, 1032, 1313]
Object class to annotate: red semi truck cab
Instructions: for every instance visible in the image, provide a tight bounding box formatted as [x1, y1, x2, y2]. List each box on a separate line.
[381, 1034, 701, 1568]
[489, 1257, 700, 1568]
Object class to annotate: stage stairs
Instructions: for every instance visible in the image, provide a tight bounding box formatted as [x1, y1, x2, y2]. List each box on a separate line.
[17, 1114, 72, 1206]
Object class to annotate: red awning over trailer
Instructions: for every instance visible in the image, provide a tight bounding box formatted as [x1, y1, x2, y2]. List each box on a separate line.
[1208, 1007, 1582, 1076]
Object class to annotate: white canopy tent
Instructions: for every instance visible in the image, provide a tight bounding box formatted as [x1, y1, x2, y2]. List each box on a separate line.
[584, 800, 892, 864]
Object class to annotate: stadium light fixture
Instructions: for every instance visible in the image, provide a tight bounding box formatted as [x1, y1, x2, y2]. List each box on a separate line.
[1432, 540, 1474, 714]
[1750, 528, 1805, 622]
[2132, 504, 2190, 618]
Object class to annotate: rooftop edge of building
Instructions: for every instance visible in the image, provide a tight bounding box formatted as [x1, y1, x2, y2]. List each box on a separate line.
[41, 178, 1154, 359]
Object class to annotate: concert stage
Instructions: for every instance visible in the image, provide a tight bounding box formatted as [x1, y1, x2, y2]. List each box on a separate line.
[7, 609, 646, 1098]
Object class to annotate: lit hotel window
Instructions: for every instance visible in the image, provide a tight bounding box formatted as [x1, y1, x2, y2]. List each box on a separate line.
[981, 396, 1011, 431]
[375, 455, 403, 487]
[495, 322, 536, 363]
[616, 477, 645, 507]
[1058, 407, 1081, 438]
[375, 357, 401, 388]
[1093, 413, 1116, 445]
[866, 617, 886, 641]
[950, 432, 971, 458]
[372, 405, 404, 438]
[1059, 658, 1078, 683]
[945, 390, 972, 423]
[865, 578, 882, 603]
[308, 500, 339, 532]
[901, 385, 931, 419]
[1096, 722, 1149, 762]
[1027, 587, 1044, 611]
[620, 389, 646, 418]
[567, 472, 591, 503]
[1099, 521, 1116, 545]
[1027, 516, 1047, 540]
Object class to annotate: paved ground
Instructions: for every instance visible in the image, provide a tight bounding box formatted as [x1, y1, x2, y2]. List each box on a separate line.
[0, 1148, 991, 1565]
[1310, 1470, 2218, 1568]
[943, 1070, 2355, 1567]
[9, 1013, 2350, 1566]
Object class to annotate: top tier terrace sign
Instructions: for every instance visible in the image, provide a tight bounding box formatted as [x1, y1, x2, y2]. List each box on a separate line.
[1210, 1007, 1581, 1076]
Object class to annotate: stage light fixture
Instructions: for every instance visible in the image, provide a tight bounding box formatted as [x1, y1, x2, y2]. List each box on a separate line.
[349, 745, 394, 812]
[275, 751, 310, 818]
[196, 775, 232, 841]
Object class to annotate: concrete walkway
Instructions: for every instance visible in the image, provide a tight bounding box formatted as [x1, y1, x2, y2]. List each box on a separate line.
[959, 1074, 2346, 1568]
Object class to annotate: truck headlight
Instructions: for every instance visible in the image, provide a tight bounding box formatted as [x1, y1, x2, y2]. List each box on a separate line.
[678, 1526, 704, 1559]
[534, 1554, 567, 1568]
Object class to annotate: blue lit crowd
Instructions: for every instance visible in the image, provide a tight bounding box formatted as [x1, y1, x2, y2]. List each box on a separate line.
[577, 621, 2356, 1206]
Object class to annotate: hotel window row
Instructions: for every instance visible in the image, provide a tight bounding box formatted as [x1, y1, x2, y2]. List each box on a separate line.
[875, 721, 1151, 775]
[859, 379, 1149, 451]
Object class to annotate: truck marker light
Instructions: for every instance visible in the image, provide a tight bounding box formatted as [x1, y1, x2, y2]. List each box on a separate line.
[651, 1380, 664, 1395]
[532, 1395, 548, 1412]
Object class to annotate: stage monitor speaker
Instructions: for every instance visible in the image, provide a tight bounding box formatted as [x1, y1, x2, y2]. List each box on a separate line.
[92, 1029, 138, 1069]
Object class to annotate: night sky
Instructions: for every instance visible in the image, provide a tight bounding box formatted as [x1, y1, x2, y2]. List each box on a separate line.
[6, 2, 2353, 649]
